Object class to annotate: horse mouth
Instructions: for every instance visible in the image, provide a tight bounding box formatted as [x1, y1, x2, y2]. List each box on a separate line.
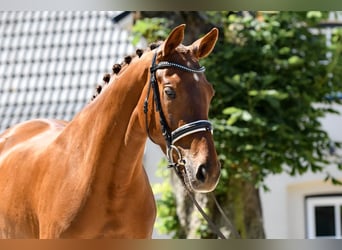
[175, 162, 219, 193]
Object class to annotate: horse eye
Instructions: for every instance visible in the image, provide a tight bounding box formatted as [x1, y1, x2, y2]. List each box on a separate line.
[164, 87, 176, 99]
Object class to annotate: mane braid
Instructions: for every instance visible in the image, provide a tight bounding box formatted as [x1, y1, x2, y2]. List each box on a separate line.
[90, 42, 163, 101]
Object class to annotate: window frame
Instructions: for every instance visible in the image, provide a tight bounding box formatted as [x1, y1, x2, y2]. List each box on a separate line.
[306, 195, 342, 239]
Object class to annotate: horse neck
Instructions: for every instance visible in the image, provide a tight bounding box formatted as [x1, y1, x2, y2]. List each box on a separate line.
[58, 54, 152, 189]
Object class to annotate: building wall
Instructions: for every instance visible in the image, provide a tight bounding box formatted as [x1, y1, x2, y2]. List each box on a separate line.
[260, 104, 342, 239]
[260, 12, 342, 239]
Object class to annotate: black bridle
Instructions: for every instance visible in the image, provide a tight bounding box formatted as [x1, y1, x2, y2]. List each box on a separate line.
[144, 51, 213, 169]
[143, 51, 239, 239]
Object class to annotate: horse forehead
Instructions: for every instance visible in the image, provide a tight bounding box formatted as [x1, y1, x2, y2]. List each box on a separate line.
[159, 69, 211, 94]
[161, 70, 207, 88]
[161, 46, 211, 92]
[166, 45, 198, 64]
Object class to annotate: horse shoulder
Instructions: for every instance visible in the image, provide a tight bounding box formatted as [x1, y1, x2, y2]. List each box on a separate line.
[0, 119, 69, 237]
[0, 119, 66, 152]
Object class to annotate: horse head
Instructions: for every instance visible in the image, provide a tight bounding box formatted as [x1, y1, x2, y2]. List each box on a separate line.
[144, 24, 220, 193]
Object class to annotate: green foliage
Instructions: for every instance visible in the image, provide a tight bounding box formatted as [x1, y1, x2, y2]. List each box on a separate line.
[151, 159, 181, 238]
[131, 18, 171, 45]
[202, 12, 342, 192]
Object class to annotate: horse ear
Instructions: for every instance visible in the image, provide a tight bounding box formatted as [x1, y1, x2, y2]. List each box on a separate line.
[191, 28, 219, 59]
[162, 24, 186, 57]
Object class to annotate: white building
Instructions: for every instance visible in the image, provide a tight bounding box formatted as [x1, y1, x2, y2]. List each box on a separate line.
[260, 104, 342, 239]
[260, 12, 342, 239]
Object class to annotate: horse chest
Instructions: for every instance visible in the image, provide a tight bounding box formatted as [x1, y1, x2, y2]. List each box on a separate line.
[101, 176, 157, 238]
[62, 172, 156, 238]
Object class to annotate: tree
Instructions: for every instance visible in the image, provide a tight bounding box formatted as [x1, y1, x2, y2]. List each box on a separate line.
[133, 11, 342, 238]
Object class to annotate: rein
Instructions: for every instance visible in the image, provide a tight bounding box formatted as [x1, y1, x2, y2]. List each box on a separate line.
[144, 51, 238, 239]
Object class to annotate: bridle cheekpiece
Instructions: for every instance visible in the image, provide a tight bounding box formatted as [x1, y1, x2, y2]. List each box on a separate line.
[143, 50, 233, 240]
[144, 51, 213, 169]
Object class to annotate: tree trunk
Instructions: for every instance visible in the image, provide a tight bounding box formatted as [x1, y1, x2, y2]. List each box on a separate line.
[222, 177, 265, 238]
[171, 171, 265, 238]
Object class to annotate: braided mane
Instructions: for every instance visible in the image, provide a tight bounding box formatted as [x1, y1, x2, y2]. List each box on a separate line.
[91, 41, 162, 101]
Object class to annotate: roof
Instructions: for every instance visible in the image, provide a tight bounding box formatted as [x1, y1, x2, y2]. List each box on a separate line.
[0, 11, 136, 132]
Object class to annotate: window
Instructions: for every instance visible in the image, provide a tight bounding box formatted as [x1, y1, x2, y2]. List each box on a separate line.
[306, 195, 342, 239]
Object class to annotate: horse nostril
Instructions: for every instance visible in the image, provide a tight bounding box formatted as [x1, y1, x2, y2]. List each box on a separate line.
[196, 164, 207, 183]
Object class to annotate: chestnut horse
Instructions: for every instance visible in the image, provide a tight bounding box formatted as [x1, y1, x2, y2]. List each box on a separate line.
[0, 24, 220, 238]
